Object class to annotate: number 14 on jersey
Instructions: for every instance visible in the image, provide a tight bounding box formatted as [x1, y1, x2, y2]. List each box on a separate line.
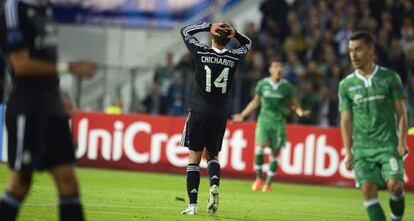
[205, 65, 229, 94]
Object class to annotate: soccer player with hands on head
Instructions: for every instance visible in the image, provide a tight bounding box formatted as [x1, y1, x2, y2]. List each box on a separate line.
[180, 20, 251, 216]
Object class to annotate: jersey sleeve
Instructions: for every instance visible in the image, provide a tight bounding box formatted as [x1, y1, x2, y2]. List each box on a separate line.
[389, 72, 406, 101]
[338, 81, 351, 111]
[180, 23, 211, 55]
[229, 31, 252, 58]
[2, 1, 28, 53]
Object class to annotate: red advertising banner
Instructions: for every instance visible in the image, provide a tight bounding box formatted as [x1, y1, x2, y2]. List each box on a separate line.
[72, 112, 414, 190]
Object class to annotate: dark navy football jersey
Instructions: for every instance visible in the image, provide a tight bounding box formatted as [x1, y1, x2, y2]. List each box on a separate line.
[0, 0, 62, 114]
[181, 23, 251, 116]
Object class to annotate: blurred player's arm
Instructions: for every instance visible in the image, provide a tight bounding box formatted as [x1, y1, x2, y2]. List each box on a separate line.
[3, 2, 95, 78]
[394, 99, 409, 157]
[390, 73, 409, 157]
[8, 49, 96, 77]
[180, 22, 211, 54]
[233, 95, 260, 122]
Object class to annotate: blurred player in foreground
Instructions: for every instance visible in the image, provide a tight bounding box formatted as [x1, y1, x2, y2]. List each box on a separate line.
[339, 31, 409, 221]
[0, 0, 96, 220]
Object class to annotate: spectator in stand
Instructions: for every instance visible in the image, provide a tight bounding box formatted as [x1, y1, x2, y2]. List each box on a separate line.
[167, 72, 185, 116]
[297, 80, 319, 125]
[318, 85, 338, 127]
[388, 36, 407, 82]
[260, 0, 290, 43]
[153, 52, 175, 114]
[283, 52, 305, 84]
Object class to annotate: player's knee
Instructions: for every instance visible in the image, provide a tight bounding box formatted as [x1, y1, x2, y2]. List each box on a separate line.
[206, 151, 218, 161]
[271, 150, 280, 158]
[188, 151, 202, 164]
[8, 172, 32, 198]
[361, 183, 377, 198]
[18, 172, 32, 187]
[58, 177, 80, 196]
[388, 181, 404, 196]
[54, 171, 80, 196]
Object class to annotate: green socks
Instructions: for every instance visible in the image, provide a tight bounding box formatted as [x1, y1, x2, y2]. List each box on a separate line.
[364, 199, 386, 221]
[254, 147, 264, 179]
[265, 156, 277, 184]
[254, 147, 278, 184]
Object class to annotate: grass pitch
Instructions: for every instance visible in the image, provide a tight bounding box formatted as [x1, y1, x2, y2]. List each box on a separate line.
[0, 163, 413, 221]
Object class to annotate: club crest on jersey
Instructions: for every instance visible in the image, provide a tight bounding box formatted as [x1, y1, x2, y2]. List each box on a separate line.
[379, 79, 387, 87]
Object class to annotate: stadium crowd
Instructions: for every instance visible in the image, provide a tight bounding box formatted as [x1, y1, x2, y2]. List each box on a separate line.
[141, 0, 414, 128]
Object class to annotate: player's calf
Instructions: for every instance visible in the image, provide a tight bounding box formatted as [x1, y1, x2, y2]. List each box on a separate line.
[388, 180, 405, 221]
[0, 171, 33, 221]
[364, 198, 386, 221]
[0, 191, 24, 221]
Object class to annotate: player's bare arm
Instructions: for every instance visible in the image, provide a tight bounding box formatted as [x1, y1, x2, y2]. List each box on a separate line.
[8, 49, 96, 78]
[288, 98, 311, 118]
[340, 110, 353, 170]
[233, 95, 260, 122]
[394, 99, 409, 157]
[9, 49, 57, 76]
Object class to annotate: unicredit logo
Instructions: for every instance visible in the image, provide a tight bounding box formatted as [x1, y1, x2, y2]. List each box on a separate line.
[74, 117, 358, 179]
[75, 118, 249, 170]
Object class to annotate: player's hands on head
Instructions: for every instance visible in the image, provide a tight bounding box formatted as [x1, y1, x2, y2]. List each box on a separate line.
[211, 23, 222, 37]
[220, 22, 235, 39]
[211, 20, 235, 39]
[69, 61, 97, 78]
[232, 114, 244, 122]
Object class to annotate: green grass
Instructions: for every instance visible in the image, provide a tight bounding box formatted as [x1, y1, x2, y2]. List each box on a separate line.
[0, 163, 413, 221]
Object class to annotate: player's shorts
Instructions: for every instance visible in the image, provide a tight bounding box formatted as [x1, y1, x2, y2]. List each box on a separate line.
[353, 147, 405, 189]
[255, 120, 286, 151]
[6, 113, 76, 171]
[180, 111, 227, 153]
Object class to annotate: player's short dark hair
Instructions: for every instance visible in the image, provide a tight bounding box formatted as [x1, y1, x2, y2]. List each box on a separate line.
[269, 54, 285, 65]
[349, 31, 375, 48]
[213, 29, 231, 47]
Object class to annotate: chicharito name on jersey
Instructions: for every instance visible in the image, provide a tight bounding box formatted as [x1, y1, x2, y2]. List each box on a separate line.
[201, 56, 235, 68]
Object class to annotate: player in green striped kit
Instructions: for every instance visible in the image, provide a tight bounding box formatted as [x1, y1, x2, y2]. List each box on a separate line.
[233, 60, 310, 192]
[339, 31, 409, 221]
